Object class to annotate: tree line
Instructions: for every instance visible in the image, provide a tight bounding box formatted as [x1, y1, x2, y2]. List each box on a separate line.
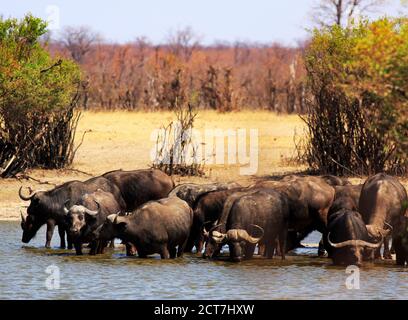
[49, 28, 307, 113]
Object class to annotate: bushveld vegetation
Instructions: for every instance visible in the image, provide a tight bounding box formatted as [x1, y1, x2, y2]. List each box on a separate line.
[300, 17, 408, 175]
[51, 27, 307, 113]
[0, 15, 81, 178]
[0, 8, 407, 178]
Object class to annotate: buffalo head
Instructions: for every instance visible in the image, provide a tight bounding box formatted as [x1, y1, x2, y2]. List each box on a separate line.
[203, 224, 264, 261]
[20, 210, 46, 244]
[65, 201, 100, 239]
[327, 232, 383, 266]
[19, 186, 50, 243]
[93, 213, 125, 241]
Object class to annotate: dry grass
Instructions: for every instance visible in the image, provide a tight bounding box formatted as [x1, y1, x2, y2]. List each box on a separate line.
[0, 110, 306, 220]
[1, 110, 406, 220]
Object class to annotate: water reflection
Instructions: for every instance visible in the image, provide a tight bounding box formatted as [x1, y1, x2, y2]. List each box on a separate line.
[0, 221, 406, 300]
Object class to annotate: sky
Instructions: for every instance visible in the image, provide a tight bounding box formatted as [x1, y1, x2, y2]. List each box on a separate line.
[0, 0, 406, 46]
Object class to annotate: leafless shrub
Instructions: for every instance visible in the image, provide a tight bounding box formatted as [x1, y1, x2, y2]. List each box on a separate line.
[151, 101, 205, 177]
[0, 93, 83, 178]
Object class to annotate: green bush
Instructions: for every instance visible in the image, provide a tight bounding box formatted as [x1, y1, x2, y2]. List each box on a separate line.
[301, 17, 408, 175]
[0, 14, 81, 177]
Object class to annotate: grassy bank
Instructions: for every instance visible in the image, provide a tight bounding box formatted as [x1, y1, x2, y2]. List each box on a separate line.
[1, 110, 405, 221]
[0, 110, 305, 220]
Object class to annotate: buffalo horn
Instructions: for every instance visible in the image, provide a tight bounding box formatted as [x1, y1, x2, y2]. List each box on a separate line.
[327, 232, 383, 249]
[18, 186, 36, 201]
[85, 200, 100, 216]
[211, 231, 227, 244]
[20, 210, 26, 223]
[63, 199, 70, 214]
[227, 229, 262, 244]
[107, 214, 118, 223]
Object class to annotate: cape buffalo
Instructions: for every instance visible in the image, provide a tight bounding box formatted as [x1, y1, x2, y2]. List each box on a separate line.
[185, 187, 245, 253]
[95, 197, 193, 259]
[319, 175, 351, 187]
[359, 173, 408, 263]
[329, 185, 363, 216]
[168, 182, 241, 208]
[20, 176, 125, 248]
[392, 217, 408, 266]
[64, 189, 122, 255]
[327, 209, 382, 266]
[102, 169, 174, 211]
[204, 188, 289, 262]
[254, 175, 335, 255]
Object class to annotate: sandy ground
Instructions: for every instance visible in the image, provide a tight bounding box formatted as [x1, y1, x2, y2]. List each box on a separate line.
[1, 110, 406, 220]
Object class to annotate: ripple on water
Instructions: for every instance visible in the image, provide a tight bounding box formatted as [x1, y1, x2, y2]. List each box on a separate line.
[0, 221, 407, 299]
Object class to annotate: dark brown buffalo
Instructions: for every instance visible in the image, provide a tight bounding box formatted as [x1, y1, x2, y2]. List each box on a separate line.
[65, 189, 122, 255]
[185, 187, 245, 253]
[20, 176, 125, 249]
[168, 182, 241, 208]
[204, 188, 289, 262]
[103, 169, 174, 211]
[359, 173, 408, 264]
[329, 185, 363, 216]
[392, 217, 408, 266]
[327, 209, 382, 266]
[320, 175, 351, 187]
[95, 197, 193, 259]
[254, 175, 335, 255]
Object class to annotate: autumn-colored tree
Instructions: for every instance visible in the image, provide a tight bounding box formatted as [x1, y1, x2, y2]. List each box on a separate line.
[0, 15, 81, 177]
[301, 17, 408, 175]
[48, 28, 306, 112]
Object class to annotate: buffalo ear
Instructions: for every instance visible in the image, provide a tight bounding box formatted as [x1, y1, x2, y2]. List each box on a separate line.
[113, 215, 127, 229]
[85, 212, 97, 221]
[117, 222, 127, 229]
[107, 214, 118, 223]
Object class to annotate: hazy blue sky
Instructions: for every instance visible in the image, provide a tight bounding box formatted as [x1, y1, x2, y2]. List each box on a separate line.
[0, 0, 406, 45]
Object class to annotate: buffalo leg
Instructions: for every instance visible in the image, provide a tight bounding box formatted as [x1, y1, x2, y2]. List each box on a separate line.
[67, 233, 73, 250]
[396, 254, 407, 266]
[109, 240, 115, 248]
[374, 247, 382, 259]
[390, 242, 395, 254]
[169, 246, 177, 259]
[45, 220, 56, 248]
[364, 247, 376, 262]
[177, 239, 188, 258]
[244, 243, 256, 260]
[98, 240, 108, 254]
[160, 245, 170, 259]
[393, 236, 407, 266]
[279, 229, 287, 260]
[195, 238, 204, 255]
[266, 239, 276, 259]
[74, 241, 83, 255]
[184, 233, 196, 253]
[383, 236, 392, 260]
[258, 244, 266, 256]
[318, 238, 325, 257]
[126, 243, 137, 256]
[194, 232, 206, 255]
[135, 245, 147, 258]
[57, 225, 66, 249]
[89, 241, 98, 255]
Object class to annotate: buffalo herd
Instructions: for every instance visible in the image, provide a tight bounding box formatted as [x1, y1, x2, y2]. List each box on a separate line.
[19, 169, 408, 266]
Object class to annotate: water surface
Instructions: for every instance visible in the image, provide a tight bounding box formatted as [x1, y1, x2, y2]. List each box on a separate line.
[0, 222, 406, 299]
